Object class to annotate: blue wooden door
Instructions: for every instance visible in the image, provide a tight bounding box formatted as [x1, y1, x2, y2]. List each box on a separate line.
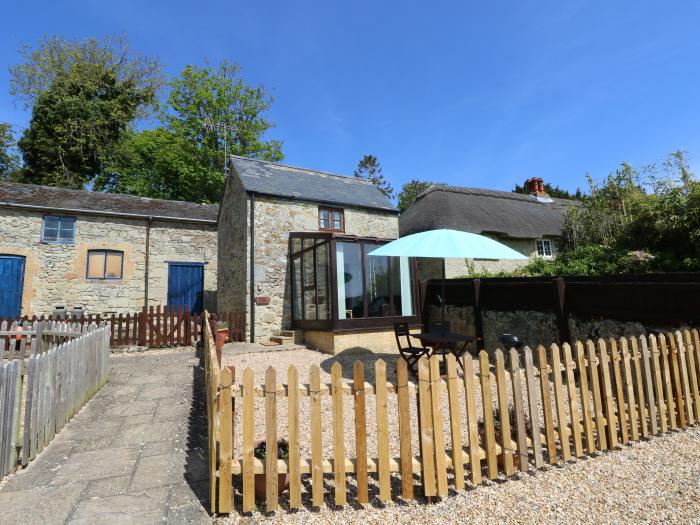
[167, 263, 205, 314]
[0, 255, 26, 319]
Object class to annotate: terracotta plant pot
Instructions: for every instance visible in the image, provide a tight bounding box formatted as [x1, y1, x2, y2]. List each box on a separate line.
[254, 472, 290, 499]
[498, 451, 520, 471]
[217, 327, 229, 343]
[479, 431, 521, 472]
[253, 440, 291, 499]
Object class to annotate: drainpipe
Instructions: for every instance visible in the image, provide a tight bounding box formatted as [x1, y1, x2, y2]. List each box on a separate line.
[249, 193, 256, 342]
[144, 216, 152, 308]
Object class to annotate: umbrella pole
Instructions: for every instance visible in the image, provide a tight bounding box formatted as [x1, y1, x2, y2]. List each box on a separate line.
[441, 260, 446, 323]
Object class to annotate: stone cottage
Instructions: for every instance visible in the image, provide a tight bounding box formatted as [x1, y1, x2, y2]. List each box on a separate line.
[218, 155, 417, 352]
[0, 182, 218, 318]
[399, 178, 581, 277]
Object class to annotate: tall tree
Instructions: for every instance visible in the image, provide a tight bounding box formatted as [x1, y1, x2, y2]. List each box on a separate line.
[101, 60, 283, 202]
[0, 122, 20, 180]
[164, 60, 283, 175]
[10, 34, 164, 117]
[354, 154, 393, 199]
[96, 128, 221, 203]
[397, 179, 434, 212]
[18, 63, 148, 188]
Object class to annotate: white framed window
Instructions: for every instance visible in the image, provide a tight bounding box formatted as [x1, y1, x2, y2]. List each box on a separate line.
[536, 239, 553, 258]
[42, 215, 76, 244]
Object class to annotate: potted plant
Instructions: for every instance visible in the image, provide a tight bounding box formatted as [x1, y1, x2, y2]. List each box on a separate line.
[478, 406, 529, 471]
[216, 320, 229, 342]
[254, 439, 290, 499]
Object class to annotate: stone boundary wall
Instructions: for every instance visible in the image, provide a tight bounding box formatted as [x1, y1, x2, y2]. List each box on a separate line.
[426, 304, 684, 355]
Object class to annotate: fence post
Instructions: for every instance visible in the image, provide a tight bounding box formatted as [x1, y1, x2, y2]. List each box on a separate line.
[553, 277, 571, 345]
[218, 366, 233, 513]
[139, 306, 147, 347]
[473, 279, 484, 347]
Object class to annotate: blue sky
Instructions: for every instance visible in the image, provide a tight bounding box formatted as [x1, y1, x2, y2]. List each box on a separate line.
[2, 1, 700, 196]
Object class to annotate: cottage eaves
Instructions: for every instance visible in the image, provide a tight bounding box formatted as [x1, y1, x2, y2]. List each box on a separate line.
[399, 185, 582, 239]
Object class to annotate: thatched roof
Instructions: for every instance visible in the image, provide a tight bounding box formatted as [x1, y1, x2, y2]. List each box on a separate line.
[399, 185, 581, 239]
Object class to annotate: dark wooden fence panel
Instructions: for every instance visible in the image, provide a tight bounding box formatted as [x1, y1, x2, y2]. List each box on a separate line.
[423, 273, 700, 345]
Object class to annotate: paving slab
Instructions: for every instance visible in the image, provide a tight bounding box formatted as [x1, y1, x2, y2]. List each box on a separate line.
[0, 349, 210, 524]
[0, 483, 87, 525]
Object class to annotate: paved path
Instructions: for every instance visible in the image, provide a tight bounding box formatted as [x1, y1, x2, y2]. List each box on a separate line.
[0, 350, 211, 525]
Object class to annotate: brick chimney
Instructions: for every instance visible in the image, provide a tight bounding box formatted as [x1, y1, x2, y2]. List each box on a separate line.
[524, 177, 548, 197]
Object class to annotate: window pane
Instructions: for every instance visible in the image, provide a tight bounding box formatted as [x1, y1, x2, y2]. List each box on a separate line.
[316, 241, 330, 320]
[292, 256, 302, 320]
[58, 217, 75, 241]
[319, 210, 329, 229]
[365, 248, 390, 318]
[336, 242, 363, 319]
[332, 211, 342, 230]
[87, 252, 106, 278]
[43, 216, 59, 229]
[105, 253, 123, 278]
[302, 239, 317, 320]
[43, 227, 59, 242]
[291, 237, 302, 256]
[544, 241, 552, 256]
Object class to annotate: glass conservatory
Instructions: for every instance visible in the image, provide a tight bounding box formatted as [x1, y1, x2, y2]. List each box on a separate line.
[289, 232, 417, 331]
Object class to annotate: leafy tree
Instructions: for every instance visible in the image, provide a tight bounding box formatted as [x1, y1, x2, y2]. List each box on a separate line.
[164, 60, 282, 176]
[397, 179, 434, 212]
[519, 150, 700, 276]
[9, 34, 163, 117]
[354, 154, 393, 199]
[95, 128, 221, 203]
[512, 182, 581, 199]
[0, 122, 20, 180]
[18, 63, 148, 188]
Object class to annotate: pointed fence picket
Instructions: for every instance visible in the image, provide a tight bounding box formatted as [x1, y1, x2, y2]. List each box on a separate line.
[0, 321, 109, 478]
[202, 314, 700, 515]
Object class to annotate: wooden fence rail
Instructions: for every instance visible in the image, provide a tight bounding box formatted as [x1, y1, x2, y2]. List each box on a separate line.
[2, 307, 244, 348]
[0, 321, 109, 478]
[204, 313, 700, 514]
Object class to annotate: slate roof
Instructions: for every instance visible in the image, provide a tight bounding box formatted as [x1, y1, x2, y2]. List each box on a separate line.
[0, 182, 219, 223]
[229, 155, 397, 212]
[399, 185, 582, 239]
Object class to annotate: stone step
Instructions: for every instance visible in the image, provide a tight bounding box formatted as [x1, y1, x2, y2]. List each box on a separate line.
[269, 335, 293, 344]
[278, 330, 297, 337]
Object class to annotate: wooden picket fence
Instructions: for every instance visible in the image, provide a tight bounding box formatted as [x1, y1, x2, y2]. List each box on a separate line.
[0, 320, 110, 478]
[3, 306, 244, 348]
[205, 317, 700, 514]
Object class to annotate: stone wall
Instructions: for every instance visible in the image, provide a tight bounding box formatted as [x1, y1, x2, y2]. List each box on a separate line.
[424, 305, 559, 354]
[304, 328, 402, 356]
[216, 174, 249, 323]
[423, 300, 684, 356]
[569, 318, 648, 342]
[443, 236, 557, 277]
[218, 181, 399, 342]
[0, 207, 217, 316]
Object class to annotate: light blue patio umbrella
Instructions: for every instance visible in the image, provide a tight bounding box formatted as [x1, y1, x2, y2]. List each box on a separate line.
[367, 229, 527, 323]
[367, 229, 528, 260]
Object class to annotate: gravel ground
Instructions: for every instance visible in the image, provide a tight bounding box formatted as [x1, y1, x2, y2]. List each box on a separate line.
[218, 347, 700, 524]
